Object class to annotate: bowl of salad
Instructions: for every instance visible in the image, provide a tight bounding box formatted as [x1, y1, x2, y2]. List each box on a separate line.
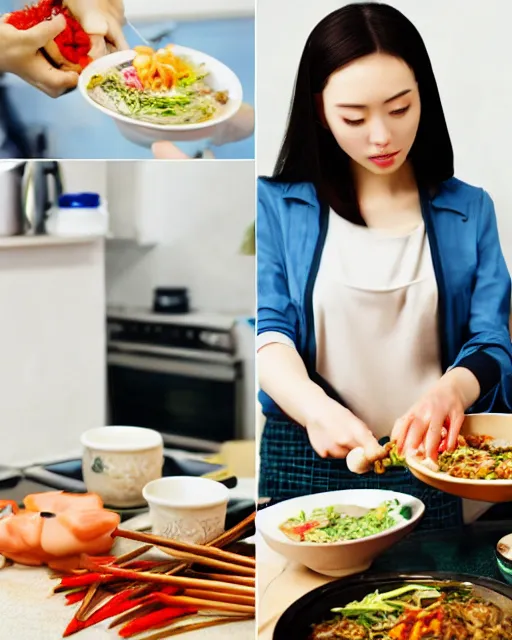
[78, 45, 243, 145]
[256, 489, 424, 577]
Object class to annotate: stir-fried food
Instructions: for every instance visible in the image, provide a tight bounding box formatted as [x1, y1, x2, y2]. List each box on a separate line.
[309, 584, 512, 639]
[279, 500, 412, 543]
[437, 434, 512, 480]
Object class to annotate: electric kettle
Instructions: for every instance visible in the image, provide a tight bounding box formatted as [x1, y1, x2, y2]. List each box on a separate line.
[0, 160, 63, 236]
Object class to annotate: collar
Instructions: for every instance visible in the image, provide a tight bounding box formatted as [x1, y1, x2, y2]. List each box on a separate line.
[282, 177, 468, 219]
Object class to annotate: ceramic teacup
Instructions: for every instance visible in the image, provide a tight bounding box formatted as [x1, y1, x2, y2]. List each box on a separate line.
[81, 426, 164, 508]
[142, 476, 229, 545]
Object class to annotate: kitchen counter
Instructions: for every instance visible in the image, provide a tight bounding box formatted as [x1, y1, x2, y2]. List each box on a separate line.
[257, 519, 512, 638]
[0, 475, 255, 639]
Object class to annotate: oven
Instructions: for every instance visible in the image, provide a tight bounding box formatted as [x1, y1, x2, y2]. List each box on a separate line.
[106, 309, 247, 452]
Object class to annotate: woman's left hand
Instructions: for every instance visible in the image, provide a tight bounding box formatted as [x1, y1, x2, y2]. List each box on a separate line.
[391, 367, 480, 461]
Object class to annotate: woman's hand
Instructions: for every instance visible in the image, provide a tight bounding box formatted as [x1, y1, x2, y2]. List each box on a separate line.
[305, 395, 384, 461]
[0, 16, 79, 97]
[391, 367, 480, 461]
[151, 104, 255, 159]
[64, 0, 128, 57]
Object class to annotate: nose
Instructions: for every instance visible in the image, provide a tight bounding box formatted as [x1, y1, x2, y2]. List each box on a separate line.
[368, 117, 391, 148]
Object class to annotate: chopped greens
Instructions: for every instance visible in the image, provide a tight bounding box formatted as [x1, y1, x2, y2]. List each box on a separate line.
[279, 499, 412, 543]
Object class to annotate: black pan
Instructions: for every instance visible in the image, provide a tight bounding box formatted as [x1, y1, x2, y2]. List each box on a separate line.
[273, 571, 512, 639]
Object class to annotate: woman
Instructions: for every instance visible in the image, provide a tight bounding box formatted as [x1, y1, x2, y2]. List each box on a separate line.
[257, 2, 512, 529]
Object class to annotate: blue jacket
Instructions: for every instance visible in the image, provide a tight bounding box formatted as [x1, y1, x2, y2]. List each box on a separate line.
[257, 176, 512, 417]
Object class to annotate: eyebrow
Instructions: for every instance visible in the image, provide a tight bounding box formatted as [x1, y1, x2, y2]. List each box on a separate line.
[336, 89, 412, 109]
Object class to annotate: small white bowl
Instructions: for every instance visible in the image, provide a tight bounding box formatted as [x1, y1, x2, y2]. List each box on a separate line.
[81, 426, 163, 508]
[256, 489, 424, 577]
[78, 47, 243, 146]
[143, 476, 229, 545]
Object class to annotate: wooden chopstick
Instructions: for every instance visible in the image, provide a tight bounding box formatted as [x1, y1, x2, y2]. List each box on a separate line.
[185, 570, 255, 587]
[153, 592, 255, 615]
[114, 528, 255, 569]
[75, 545, 155, 622]
[136, 616, 251, 640]
[80, 557, 255, 596]
[157, 549, 255, 577]
[183, 589, 254, 607]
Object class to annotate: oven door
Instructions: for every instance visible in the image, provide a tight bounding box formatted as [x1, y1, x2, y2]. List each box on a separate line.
[107, 347, 241, 452]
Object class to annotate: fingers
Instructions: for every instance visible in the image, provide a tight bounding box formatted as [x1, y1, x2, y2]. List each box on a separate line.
[424, 410, 445, 462]
[446, 413, 465, 451]
[88, 34, 109, 60]
[327, 444, 349, 459]
[392, 414, 413, 454]
[351, 421, 384, 462]
[106, 18, 129, 51]
[402, 416, 428, 455]
[24, 15, 67, 48]
[78, 10, 109, 37]
[29, 54, 79, 98]
[152, 141, 190, 160]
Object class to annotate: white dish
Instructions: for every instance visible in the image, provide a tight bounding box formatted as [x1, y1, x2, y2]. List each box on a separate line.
[256, 489, 424, 577]
[78, 47, 243, 146]
[406, 413, 512, 502]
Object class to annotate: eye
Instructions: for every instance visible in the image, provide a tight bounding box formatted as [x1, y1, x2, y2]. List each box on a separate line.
[343, 118, 365, 126]
[390, 106, 410, 116]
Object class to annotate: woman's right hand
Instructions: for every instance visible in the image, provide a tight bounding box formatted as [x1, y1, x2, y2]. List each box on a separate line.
[305, 395, 384, 461]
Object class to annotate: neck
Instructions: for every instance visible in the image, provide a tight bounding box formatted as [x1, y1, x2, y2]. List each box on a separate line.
[351, 160, 417, 201]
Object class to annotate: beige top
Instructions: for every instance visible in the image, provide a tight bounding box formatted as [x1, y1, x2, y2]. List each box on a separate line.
[313, 210, 442, 438]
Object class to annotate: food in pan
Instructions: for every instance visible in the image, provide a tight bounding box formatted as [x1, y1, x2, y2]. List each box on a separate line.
[87, 45, 230, 125]
[279, 499, 412, 543]
[309, 583, 512, 639]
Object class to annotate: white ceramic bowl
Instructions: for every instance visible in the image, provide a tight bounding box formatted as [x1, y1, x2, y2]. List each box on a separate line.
[78, 47, 243, 145]
[143, 476, 229, 546]
[256, 489, 424, 577]
[81, 426, 163, 508]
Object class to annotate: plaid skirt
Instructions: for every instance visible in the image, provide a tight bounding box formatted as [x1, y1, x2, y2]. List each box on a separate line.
[259, 416, 463, 531]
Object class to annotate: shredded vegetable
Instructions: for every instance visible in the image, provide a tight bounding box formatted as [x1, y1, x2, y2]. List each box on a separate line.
[279, 500, 411, 543]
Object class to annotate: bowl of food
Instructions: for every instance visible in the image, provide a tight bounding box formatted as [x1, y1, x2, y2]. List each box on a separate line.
[272, 572, 512, 639]
[78, 45, 243, 145]
[406, 413, 512, 502]
[256, 489, 424, 577]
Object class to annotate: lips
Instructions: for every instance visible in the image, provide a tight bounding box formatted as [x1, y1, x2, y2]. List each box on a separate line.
[368, 150, 400, 168]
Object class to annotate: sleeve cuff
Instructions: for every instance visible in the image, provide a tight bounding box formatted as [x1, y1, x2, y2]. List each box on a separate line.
[256, 331, 296, 353]
[456, 351, 501, 398]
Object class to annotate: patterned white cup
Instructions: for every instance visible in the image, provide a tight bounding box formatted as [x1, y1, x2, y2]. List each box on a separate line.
[81, 426, 164, 508]
[142, 476, 229, 545]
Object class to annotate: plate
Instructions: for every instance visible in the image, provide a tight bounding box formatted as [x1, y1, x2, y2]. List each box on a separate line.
[78, 47, 243, 145]
[273, 571, 512, 639]
[406, 413, 512, 502]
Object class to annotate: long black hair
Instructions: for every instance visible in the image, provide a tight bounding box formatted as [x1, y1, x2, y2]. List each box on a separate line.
[272, 2, 454, 219]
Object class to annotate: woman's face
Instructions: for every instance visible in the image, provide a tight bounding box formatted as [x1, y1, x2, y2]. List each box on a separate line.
[320, 53, 421, 175]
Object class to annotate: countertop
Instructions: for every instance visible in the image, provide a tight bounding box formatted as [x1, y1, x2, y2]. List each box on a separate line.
[257, 519, 512, 639]
[0, 478, 255, 639]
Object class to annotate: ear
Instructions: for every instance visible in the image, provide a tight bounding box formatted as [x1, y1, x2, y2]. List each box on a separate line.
[314, 93, 329, 129]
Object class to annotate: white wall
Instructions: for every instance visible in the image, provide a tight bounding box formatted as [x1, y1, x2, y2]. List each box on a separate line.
[124, 0, 254, 21]
[1, 240, 106, 467]
[256, 0, 512, 267]
[105, 161, 255, 316]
